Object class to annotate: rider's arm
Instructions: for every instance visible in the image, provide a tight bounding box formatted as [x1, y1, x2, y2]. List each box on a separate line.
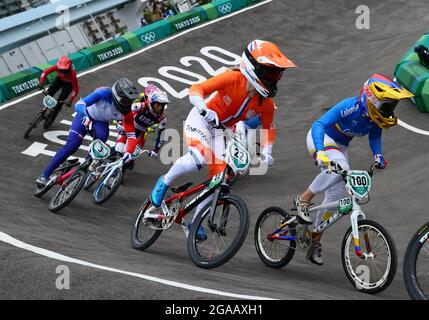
[260, 104, 276, 154]
[69, 69, 79, 103]
[39, 65, 58, 86]
[188, 71, 232, 111]
[74, 88, 106, 118]
[368, 126, 383, 156]
[153, 117, 167, 153]
[123, 111, 138, 154]
[311, 97, 357, 151]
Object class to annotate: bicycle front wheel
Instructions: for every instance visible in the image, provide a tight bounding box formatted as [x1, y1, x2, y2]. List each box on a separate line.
[48, 169, 86, 213]
[187, 193, 249, 269]
[254, 207, 296, 269]
[403, 222, 429, 300]
[24, 112, 44, 138]
[341, 219, 397, 294]
[93, 168, 123, 205]
[131, 199, 163, 251]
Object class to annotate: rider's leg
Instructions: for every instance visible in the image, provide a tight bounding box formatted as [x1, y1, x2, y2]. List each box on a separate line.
[92, 121, 109, 145]
[54, 82, 72, 116]
[151, 108, 211, 207]
[39, 115, 86, 180]
[295, 130, 348, 223]
[307, 151, 349, 265]
[136, 130, 147, 149]
[189, 134, 227, 240]
[46, 76, 62, 97]
[44, 78, 66, 127]
[115, 134, 127, 154]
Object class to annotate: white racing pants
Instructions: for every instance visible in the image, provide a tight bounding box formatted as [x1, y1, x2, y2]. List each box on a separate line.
[306, 129, 350, 227]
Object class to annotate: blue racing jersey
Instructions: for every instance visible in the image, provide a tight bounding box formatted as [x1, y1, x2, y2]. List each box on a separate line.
[311, 97, 382, 155]
[75, 87, 124, 122]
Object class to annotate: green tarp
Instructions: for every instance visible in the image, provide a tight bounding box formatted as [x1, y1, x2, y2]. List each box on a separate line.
[79, 37, 132, 66]
[0, 67, 41, 100]
[398, 33, 429, 66]
[0, 86, 6, 103]
[394, 32, 429, 112]
[168, 7, 209, 34]
[32, 52, 91, 85]
[122, 19, 172, 51]
[33, 62, 57, 85]
[212, 0, 248, 17]
[201, 3, 219, 20]
[0, 1, 263, 104]
[65, 52, 92, 72]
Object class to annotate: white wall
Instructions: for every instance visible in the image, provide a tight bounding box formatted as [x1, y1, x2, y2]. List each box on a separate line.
[0, 57, 13, 78]
[0, 24, 91, 77]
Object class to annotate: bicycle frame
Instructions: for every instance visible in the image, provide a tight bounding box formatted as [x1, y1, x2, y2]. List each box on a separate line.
[143, 169, 230, 227]
[96, 149, 150, 186]
[141, 121, 249, 232]
[269, 163, 378, 259]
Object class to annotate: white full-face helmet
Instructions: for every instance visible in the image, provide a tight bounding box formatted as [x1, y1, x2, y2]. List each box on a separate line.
[240, 40, 296, 98]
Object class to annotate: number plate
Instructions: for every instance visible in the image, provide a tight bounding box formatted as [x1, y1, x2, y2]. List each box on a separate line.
[338, 197, 353, 214]
[89, 139, 111, 160]
[347, 170, 371, 198]
[43, 95, 57, 109]
[227, 127, 250, 174]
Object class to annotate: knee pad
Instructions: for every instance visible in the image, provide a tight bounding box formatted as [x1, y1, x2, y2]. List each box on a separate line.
[188, 148, 206, 169]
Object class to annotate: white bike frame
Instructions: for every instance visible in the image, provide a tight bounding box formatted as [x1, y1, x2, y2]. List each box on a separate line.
[97, 148, 149, 186]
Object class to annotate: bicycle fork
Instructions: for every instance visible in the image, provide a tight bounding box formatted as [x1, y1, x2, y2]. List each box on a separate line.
[349, 204, 369, 259]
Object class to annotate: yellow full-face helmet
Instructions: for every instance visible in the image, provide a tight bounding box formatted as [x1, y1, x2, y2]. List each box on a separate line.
[360, 74, 414, 129]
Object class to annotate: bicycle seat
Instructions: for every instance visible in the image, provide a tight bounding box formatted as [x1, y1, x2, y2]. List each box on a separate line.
[67, 158, 80, 165]
[171, 182, 193, 193]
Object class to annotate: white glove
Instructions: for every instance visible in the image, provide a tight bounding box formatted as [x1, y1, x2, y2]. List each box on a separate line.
[81, 116, 92, 128]
[122, 152, 132, 163]
[200, 108, 219, 125]
[148, 150, 158, 159]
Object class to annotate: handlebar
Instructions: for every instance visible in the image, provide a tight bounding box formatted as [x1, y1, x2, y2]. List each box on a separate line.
[329, 161, 379, 177]
[199, 109, 225, 130]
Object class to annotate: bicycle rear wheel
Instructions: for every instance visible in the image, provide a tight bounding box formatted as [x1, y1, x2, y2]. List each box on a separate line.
[24, 111, 44, 138]
[341, 219, 397, 294]
[48, 169, 86, 213]
[187, 193, 249, 269]
[254, 207, 296, 269]
[403, 222, 429, 300]
[131, 200, 163, 251]
[34, 172, 61, 198]
[93, 168, 123, 205]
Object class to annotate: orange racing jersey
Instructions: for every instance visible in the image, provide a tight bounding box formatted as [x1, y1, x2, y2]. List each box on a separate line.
[188, 71, 276, 148]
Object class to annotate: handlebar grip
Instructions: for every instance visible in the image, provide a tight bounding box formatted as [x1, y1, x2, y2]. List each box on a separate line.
[199, 109, 224, 130]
